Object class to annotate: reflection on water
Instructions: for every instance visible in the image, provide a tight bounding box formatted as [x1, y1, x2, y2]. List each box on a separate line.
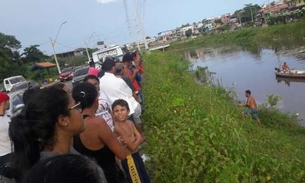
[186, 47, 305, 126]
[276, 76, 305, 87]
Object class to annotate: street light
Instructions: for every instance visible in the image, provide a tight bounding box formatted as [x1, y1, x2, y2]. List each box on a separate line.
[85, 32, 96, 62]
[50, 21, 68, 74]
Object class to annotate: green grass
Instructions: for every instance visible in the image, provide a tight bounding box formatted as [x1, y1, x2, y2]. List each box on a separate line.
[141, 52, 305, 183]
[170, 21, 305, 52]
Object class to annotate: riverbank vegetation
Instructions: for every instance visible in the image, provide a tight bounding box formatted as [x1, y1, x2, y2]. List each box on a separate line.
[142, 52, 305, 182]
[171, 21, 305, 52]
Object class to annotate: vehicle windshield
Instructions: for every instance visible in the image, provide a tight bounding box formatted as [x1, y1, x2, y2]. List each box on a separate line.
[74, 67, 89, 76]
[62, 67, 73, 73]
[10, 77, 26, 84]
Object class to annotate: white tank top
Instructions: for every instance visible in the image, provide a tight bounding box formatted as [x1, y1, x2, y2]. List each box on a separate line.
[0, 111, 12, 156]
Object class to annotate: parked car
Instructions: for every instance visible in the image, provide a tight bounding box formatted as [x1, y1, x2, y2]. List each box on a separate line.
[10, 81, 39, 92]
[7, 89, 25, 118]
[3, 75, 27, 92]
[59, 67, 74, 82]
[72, 66, 89, 87]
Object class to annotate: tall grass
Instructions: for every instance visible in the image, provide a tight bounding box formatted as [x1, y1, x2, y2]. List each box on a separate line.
[141, 52, 305, 183]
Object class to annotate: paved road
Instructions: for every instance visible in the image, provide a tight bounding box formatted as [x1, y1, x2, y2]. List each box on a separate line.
[63, 80, 73, 90]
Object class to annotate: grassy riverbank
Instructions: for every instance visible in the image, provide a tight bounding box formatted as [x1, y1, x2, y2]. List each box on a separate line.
[170, 21, 305, 51]
[141, 52, 305, 183]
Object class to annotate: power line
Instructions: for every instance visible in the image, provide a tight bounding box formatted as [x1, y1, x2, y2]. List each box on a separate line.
[55, 41, 79, 50]
[142, 0, 147, 22]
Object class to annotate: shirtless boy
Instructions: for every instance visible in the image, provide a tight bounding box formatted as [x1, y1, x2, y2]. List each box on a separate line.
[112, 99, 150, 183]
[240, 90, 261, 125]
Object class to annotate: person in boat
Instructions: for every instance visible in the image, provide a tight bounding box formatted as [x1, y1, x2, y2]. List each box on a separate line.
[239, 90, 261, 125]
[282, 62, 290, 73]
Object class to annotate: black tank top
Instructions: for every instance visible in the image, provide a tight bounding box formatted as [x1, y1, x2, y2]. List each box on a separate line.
[73, 135, 126, 183]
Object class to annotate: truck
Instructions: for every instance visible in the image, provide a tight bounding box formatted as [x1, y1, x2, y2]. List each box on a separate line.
[92, 45, 127, 63]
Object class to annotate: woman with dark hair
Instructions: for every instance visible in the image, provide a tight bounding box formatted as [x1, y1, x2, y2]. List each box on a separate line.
[72, 82, 129, 183]
[23, 154, 105, 183]
[9, 87, 85, 182]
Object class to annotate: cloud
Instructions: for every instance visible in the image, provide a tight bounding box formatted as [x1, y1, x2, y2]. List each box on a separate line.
[96, 0, 117, 4]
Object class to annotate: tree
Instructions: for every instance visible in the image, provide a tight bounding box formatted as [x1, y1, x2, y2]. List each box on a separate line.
[0, 32, 24, 80]
[21, 45, 47, 63]
[214, 19, 223, 24]
[185, 29, 193, 38]
[233, 4, 261, 24]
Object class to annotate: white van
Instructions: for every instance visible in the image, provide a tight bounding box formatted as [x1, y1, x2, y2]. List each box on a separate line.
[92, 45, 126, 63]
[3, 75, 27, 92]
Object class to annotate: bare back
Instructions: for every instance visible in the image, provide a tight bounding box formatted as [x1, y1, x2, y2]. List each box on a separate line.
[79, 116, 107, 150]
[246, 95, 257, 109]
[77, 115, 128, 159]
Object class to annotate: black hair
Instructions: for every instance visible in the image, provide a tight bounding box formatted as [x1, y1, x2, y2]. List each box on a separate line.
[122, 53, 133, 62]
[101, 57, 115, 72]
[111, 99, 130, 111]
[23, 87, 40, 105]
[23, 154, 103, 183]
[9, 87, 71, 181]
[83, 75, 100, 83]
[52, 83, 66, 90]
[245, 90, 251, 95]
[131, 52, 137, 59]
[89, 61, 95, 67]
[72, 82, 98, 110]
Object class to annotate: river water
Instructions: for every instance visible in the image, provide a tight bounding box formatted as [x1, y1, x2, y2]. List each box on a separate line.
[185, 46, 305, 126]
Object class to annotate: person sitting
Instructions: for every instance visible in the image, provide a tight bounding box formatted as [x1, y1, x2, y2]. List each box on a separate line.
[282, 62, 290, 73]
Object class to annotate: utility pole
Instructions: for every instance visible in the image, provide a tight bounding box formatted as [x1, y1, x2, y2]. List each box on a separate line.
[85, 32, 96, 62]
[50, 21, 67, 74]
[132, 0, 148, 50]
[123, 0, 140, 51]
[50, 38, 61, 74]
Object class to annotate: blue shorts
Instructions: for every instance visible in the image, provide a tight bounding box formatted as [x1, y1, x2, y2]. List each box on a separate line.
[243, 109, 259, 120]
[121, 152, 150, 183]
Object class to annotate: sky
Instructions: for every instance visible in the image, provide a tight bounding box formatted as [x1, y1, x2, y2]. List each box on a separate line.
[0, 0, 268, 55]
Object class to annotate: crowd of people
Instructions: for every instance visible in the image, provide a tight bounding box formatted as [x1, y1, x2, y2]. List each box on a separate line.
[0, 51, 149, 183]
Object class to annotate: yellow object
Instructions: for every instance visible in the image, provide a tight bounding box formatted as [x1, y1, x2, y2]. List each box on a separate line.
[126, 155, 141, 183]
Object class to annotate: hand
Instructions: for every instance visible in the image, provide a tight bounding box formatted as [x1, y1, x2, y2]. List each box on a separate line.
[134, 68, 139, 73]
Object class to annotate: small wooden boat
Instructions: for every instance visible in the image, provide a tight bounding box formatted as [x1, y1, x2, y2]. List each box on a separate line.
[275, 69, 305, 78]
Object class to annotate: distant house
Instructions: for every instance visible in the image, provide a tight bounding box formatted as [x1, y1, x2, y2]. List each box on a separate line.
[259, 1, 289, 21]
[56, 48, 86, 59]
[157, 30, 175, 41]
[220, 13, 231, 24]
[287, 0, 305, 8]
[180, 25, 193, 36]
[202, 18, 218, 31]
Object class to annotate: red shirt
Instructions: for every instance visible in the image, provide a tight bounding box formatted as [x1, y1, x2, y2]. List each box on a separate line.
[137, 63, 143, 75]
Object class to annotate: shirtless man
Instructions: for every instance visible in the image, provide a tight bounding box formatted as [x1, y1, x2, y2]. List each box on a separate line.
[240, 90, 261, 125]
[112, 99, 150, 183]
[282, 62, 290, 73]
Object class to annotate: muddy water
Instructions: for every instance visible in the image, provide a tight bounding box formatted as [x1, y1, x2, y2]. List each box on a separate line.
[186, 47, 305, 126]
